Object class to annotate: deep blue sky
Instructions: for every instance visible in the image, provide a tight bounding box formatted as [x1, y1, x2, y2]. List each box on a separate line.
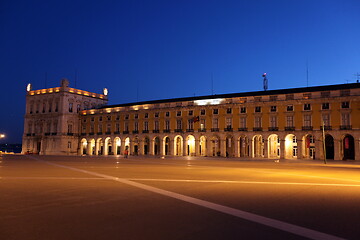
[1, 0, 359, 143]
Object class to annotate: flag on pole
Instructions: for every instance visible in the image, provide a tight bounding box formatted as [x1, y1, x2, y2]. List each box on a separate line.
[193, 116, 200, 123]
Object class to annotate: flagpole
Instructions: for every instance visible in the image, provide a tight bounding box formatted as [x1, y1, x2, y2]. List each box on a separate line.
[322, 120, 327, 164]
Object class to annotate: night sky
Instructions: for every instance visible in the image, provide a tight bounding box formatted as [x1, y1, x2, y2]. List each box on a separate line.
[1, 0, 359, 143]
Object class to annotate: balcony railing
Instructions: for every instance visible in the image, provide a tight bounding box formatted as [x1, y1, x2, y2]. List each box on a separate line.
[105, 131, 111, 135]
[238, 128, 248, 131]
[175, 129, 183, 133]
[253, 127, 263, 131]
[26, 133, 32, 136]
[285, 127, 295, 131]
[340, 125, 352, 130]
[132, 130, 139, 134]
[211, 128, 219, 132]
[142, 130, 149, 133]
[114, 131, 120, 134]
[123, 131, 129, 134]
[45, 132, 51, 136]
[198, 128, 206, 132]
[81, 133, 86, 136]
[186, 129, 194, 132]
[320, 125, 332, 130]
[97, 132, 103, 135]
[67, 133, 74, 136]
[89, 132, 94, 135]
[268, 127, 279, 131]
[302, 126, 313, 131]
[224, 127, 233, 132]
[163, 129, 171, 133]
[152, 130, 160, 133]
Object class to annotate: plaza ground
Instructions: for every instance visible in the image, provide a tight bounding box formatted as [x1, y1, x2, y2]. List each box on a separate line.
[1, 155, 360, 239]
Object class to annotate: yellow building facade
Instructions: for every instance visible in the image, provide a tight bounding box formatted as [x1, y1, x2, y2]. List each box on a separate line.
[78, 83, 360, 161]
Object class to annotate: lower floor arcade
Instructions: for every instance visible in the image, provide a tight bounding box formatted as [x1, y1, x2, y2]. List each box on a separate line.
[79, 131, 360, 161]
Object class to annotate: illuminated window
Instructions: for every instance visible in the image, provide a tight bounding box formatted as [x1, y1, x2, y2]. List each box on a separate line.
[341, 101, 349, 109]
[303, 104, 311, 111]
[322, 103, 329, 110]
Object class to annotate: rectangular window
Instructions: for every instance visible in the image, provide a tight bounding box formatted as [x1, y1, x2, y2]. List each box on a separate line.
[165, 111, 170, 117]
[116, 115, 120, 120]
[134, 114, 138, 119]
[240, 117, 246, 128]
[144, 121, 149, 131]
[188, 110, 193, 116]
[270, 116, 277, 127]
[226, 108, 232, 114]
[226, 118, 232, 128]
[155, 112, 159, 118]
[165, 120, 170, 130]
[77, 104, 81, 113]
[303, 115, 312, 127]
[304, 104, 311, 111]
[115, 123, 120, 132]
[212, 118, 218, 128]
[254, 116, 262, 127]
[107, 115, 111, 121]
[255, 106, 261, 113]
[154, 121, 159, 130]
[69, 103, 73, 113]
[125, 114, 129, 120]
[68, 124, 73, 134]
[176, 120, 182, 129]
[240, 107, 246, 113]
[188, 119, 193, 130]
[134, 122, 138, 131]
[270, 106, 277, 112]
[107, 123, 111, 132]
[200, 109, 206, 115]
[213, 109, 218, 114]
[177, 111, 182, 116]
[322, 103, 329, 110]
[200, 119, 205, 130]
[145, 113, 149, 118]
[286, 116, 294, 127]
[322, 114, 330, 126]
[90, 124, 94, 133]
[99, 116, 103, 121]
[124, 122, 129, 131]
[98, 124, 103, 133]
[341, 113, 350, 126]
[341, 101, 349, 109]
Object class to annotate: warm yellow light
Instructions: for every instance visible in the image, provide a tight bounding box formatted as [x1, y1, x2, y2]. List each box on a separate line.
[0, 134, 5, 138]
[26, 83, 32, 92]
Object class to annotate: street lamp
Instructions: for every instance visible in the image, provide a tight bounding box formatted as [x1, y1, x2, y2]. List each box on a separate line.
[0, 134, 5, 139]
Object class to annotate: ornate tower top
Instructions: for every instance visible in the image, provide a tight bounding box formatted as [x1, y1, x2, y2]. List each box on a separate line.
[61, 78, 69, 87]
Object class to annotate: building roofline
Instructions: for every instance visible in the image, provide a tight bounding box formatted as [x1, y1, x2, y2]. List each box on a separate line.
[100, 82, 360, 109]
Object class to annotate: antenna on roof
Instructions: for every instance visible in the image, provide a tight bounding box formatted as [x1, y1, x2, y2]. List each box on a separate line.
[75, 69, 78, 88]
[355, 72, 360, 83]
[262, 73, 268, 91]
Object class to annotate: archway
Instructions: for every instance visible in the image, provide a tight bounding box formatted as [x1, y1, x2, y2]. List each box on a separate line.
[239, 136, 249, 157]
[154, 137, 160, 155]
[268, 134, 279, 158]
[226, 136, 234, 157]
[114, 137, 121, 155]
[124, 137, 130, 155]
[285, 134, 297, 159]
[325, 134, 334, 160]
[164, 137, 171, 155]
[174, 135, 183, 156]
[302, 134, 315, 159]
[96, 138, 104, 155]
[143, 137, 150, 155]
[253, 135, 264, 158]
[104, 137, 112, 155]
[199, 136, 206, 156]
[89, 139, 95, 155]
[342, 134, 355, 160]
[186, 135, 195, 156]
[80, 138, 87, 155]
[133, 137, 139, 155]
[210, 136, 220, 156]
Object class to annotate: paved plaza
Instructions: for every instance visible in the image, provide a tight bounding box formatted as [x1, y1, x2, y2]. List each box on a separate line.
[1, 155, 360, 239]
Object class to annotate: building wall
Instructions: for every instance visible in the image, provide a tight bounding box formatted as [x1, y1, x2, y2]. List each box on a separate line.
[77, 84, 360, 160]
[22, 80, 107, 155]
